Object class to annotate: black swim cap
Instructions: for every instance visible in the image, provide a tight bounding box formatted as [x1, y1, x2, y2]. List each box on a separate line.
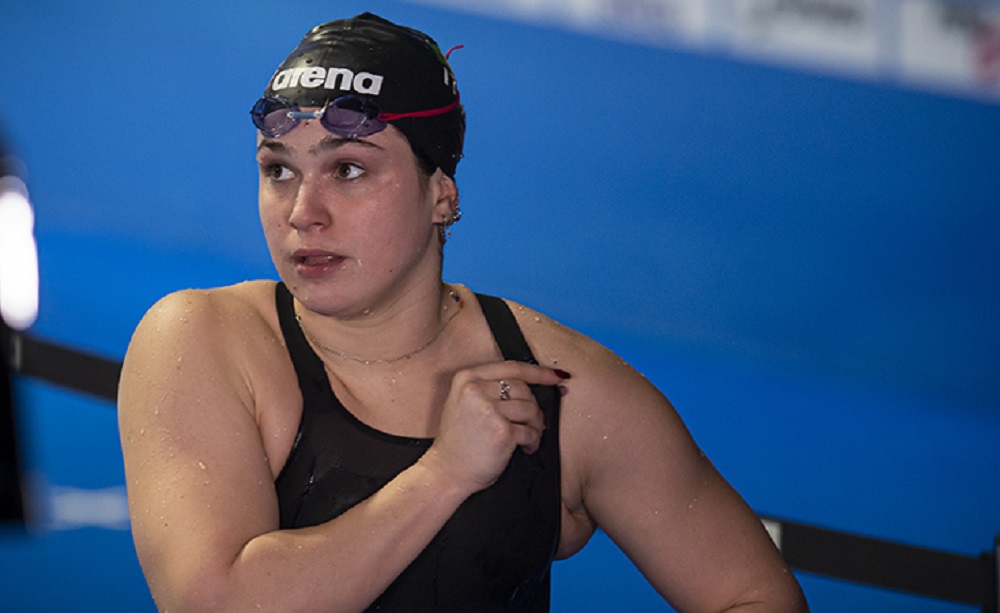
[261, 13, 465, 177]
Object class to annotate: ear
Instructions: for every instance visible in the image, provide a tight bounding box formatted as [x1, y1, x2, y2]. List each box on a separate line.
[429, 170, 459, 224]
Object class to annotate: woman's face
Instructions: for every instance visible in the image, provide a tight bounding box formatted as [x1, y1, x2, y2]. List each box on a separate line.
[256, 117, 455, 317]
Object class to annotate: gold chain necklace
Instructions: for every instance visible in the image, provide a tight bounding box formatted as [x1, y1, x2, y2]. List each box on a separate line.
[295, 287, 464, 365]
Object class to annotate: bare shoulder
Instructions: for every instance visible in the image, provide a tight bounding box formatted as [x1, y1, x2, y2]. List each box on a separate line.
[126, 281, 279, 365]
[120, 280, 284, 420]
[501, 298, 606, 371]
[500, 297, 668, 426]
[129, 281, 276, 344]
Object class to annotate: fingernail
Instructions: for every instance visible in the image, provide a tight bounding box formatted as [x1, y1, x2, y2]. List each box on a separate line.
[554, 368, 572, 379]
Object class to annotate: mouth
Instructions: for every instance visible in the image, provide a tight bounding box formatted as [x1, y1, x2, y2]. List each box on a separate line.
[296, 253, 338, 265]
[291, 249, 347, 277]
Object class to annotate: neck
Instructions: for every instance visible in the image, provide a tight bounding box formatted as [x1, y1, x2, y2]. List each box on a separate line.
[294, 283, 464, 367]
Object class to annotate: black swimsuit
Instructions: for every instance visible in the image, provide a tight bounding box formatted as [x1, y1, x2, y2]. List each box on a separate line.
[273, 282, 561, 611]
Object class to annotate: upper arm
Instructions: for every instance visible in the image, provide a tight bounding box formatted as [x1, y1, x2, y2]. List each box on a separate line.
[563, 349, 804, 612]
[117, 290, 280, 609]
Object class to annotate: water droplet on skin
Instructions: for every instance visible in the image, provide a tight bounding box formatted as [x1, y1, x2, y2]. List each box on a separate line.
[198, 461, 207, 470]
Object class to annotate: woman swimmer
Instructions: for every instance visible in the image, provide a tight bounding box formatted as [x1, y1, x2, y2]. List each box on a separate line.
[118, 12, 808, 613]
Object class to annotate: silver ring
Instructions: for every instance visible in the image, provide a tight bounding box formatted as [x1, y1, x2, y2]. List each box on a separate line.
[499, 379, 511, 401]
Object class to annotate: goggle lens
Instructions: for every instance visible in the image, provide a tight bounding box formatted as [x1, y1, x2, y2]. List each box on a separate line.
[318, 96, 385, 138]
[251, 95, 387, 139]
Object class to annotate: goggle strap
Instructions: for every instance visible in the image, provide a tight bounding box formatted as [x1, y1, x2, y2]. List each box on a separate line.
[378, 94, 460, 122]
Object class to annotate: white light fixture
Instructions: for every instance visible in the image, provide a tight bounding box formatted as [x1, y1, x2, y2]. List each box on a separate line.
[0, 174, 39, 331]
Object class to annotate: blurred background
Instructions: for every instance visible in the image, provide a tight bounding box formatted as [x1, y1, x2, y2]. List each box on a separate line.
[1, 0, 998, 610]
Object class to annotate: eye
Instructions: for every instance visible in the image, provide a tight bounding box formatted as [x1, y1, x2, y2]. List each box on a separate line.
[264, 163, 295, 182]
[334, 162, 365, 181]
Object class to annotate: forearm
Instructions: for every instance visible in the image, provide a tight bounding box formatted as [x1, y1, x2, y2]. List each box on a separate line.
[163, 458, 469, 613]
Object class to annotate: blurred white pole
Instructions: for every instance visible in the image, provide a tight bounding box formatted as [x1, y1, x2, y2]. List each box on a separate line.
[0, 175, 39, 331]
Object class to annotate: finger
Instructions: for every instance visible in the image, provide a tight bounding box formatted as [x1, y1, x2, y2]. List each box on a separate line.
[506, 421, 544, 455]
[466, 360, 570, 388]
[493, 396, 545, 428]
[493, 378, 536, 403]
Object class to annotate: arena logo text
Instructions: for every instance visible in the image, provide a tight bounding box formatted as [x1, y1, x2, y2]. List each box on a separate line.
[271, 67, 384, 95]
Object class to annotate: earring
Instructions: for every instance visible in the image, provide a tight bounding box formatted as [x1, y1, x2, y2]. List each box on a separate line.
[441, 199, 462, 242]
[448, 204, 462, 227]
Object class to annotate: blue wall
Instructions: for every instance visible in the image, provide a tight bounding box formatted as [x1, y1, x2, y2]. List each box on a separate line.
[1, 1, 998, 611]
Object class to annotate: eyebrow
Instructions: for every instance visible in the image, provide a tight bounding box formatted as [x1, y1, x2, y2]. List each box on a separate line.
[257, 139, 289, 156]
[310, 135, 384, 156]
[256, 136, 384, 157]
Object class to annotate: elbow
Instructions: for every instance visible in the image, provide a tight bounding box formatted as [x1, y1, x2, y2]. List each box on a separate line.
[146, 564, 239, 613]
[724, 577, 809, 612]
[774, 569, 809, 613]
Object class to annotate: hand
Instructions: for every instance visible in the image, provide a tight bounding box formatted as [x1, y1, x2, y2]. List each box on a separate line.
[421, 361, 567, 494]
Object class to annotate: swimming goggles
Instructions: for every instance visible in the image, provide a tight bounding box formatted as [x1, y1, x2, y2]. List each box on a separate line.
[250, 94, 460, 139]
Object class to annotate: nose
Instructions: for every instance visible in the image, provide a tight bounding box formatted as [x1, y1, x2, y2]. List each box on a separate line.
[288, 177, 333, 231]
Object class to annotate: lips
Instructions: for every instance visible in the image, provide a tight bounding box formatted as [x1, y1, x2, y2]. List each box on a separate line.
[291, 248, 346, 278]
[297, 253, 338, 265]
